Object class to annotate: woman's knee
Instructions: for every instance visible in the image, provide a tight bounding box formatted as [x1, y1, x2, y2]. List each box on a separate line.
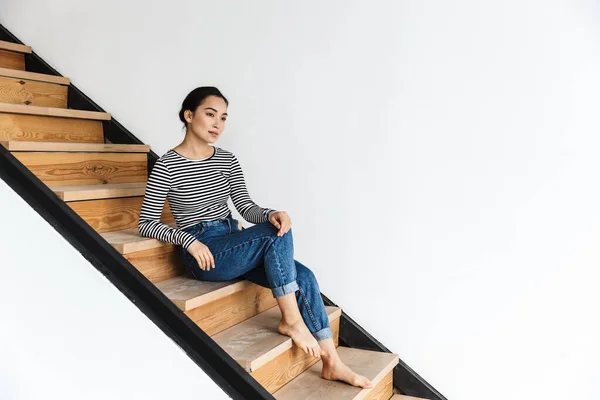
[295, 261, 318, 286]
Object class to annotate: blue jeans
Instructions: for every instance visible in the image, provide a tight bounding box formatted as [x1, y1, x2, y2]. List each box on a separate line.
[179, 214, 333, 342]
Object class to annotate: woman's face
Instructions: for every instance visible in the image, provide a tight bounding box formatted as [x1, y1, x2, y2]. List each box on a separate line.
[184, 95, 228, 143]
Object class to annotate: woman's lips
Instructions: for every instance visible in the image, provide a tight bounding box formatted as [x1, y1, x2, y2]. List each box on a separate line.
[209, 131, 218, 137]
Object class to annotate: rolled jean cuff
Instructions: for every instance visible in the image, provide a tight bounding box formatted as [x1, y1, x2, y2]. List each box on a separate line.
[271, 280, 300, 298]
[313, 326, 334, 342]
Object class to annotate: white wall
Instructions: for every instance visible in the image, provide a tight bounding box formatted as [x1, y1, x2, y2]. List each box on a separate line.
[2, 1, 600, 399]
[0, 181, 230, 399]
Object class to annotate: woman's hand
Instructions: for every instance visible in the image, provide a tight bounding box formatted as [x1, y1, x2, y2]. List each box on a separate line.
[269, 211, 292, 236]
[187, 240, 215, 271]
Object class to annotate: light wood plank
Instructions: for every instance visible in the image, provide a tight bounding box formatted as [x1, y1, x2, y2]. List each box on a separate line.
[0, 113, 104, 143]
[251, 318, 340, 393]
[67, 196, 175, 234]
[0, 102, 111, 120]
[0, 41, 32, 54]
[156, 276, 251, 311]
[0, 67, 70, 85]
[185, 284, 278, 336]
[13, 152, 147, 187]
[390, 395, 431, 400]
[273, 347, 399, 400]
[0, 76, 68, 107]
[124, 245, 187, 284]
[52, 182, 146, 201]
[364, 370, 394, 400]
[1, 140, 149, 153]
[212, 306, 341, 372]
[100, 222, 178, 254]
[0, 49, 25, 70]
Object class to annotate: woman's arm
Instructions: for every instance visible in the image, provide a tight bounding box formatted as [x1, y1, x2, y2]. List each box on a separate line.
[138, 158, 197, 250]
[229, 153, 277, 224]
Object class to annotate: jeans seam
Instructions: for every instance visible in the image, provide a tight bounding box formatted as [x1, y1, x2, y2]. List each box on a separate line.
[298, 286, 320, 332]
[267, 236, 288, 286]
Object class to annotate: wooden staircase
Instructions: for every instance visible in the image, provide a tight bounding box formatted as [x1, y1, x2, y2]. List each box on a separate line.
[0, 39, 429, 400]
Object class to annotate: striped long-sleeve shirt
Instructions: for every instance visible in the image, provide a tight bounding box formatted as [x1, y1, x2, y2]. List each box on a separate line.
[138, 146, 277, 250]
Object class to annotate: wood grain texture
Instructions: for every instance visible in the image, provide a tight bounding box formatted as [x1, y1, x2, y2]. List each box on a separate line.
[251, 318, 340, 393]
[1, 140, 149, 153]
[53, 182, 146, 201]
[0, 49, 25, 70]
[124, 246, 187, 284]
[0, 102, 110, 120]
[0, 113, 104, 143]
[364, 370, 394, 400]
[0, 40, 32, 54]
[157, 277, 250, 311]
[100, 222, 178, 254]
[13, 152, 147, 187]
[185, 284, 278, 336]
[0, 67, 70, 85]
[0, 76, 68, 108]
[67, 196, 175, 234]
[212, 306, 342, 372]
[390, 395, 431, 400]
[273, 347, 398, 400]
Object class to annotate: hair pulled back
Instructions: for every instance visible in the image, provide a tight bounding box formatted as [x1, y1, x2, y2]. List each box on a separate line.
[178, 86, 229, 129]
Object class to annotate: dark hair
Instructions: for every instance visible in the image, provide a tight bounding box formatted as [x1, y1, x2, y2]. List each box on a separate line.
[178, 86, 229, 128]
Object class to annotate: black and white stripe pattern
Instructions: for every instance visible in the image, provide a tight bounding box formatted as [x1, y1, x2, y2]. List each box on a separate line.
[138, 146, 277, 250]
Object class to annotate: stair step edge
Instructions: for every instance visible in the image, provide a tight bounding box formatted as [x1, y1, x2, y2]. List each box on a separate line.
[0, 67, 70, 85]
[0, 40, 32, 54]
[52, 182, 146, 201]
[1, 140, 150, 153]
[0, 102, 111, 120]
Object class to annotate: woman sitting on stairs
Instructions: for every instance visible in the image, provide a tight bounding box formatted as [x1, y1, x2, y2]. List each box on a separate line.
[138, 86, 372, 389]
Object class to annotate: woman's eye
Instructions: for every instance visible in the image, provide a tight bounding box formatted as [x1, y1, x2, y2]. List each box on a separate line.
[221, 118, 227, 121]
[206, 113, 214, 117]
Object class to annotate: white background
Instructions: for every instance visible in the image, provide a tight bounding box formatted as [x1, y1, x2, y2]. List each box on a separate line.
[1, 1, 600, 399]
[0, 181, 229, 399]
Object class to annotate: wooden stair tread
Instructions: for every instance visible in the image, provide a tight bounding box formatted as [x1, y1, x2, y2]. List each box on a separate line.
[156, 276, 250, 311]
[212, 305, 342, 372]
[1, 140, 150, 153]
[390, 395, 430, 400]
[101, 223, 179, 254]
[0, 67, 70, 85]
[273, 346, 399, 400]
[52, 182, 146, 201]
[0, 102, 111, 120]
[0, 40, 32, 54]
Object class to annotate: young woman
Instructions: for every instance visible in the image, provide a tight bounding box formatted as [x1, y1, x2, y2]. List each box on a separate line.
[138, 86, 372, 389]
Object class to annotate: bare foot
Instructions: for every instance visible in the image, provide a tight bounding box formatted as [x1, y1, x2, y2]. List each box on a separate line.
[321, 358, 373, 389]
[277, 318, 322, 358]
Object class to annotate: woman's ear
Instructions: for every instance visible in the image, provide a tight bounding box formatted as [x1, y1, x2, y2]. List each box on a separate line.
[185, 110, 193, 123]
